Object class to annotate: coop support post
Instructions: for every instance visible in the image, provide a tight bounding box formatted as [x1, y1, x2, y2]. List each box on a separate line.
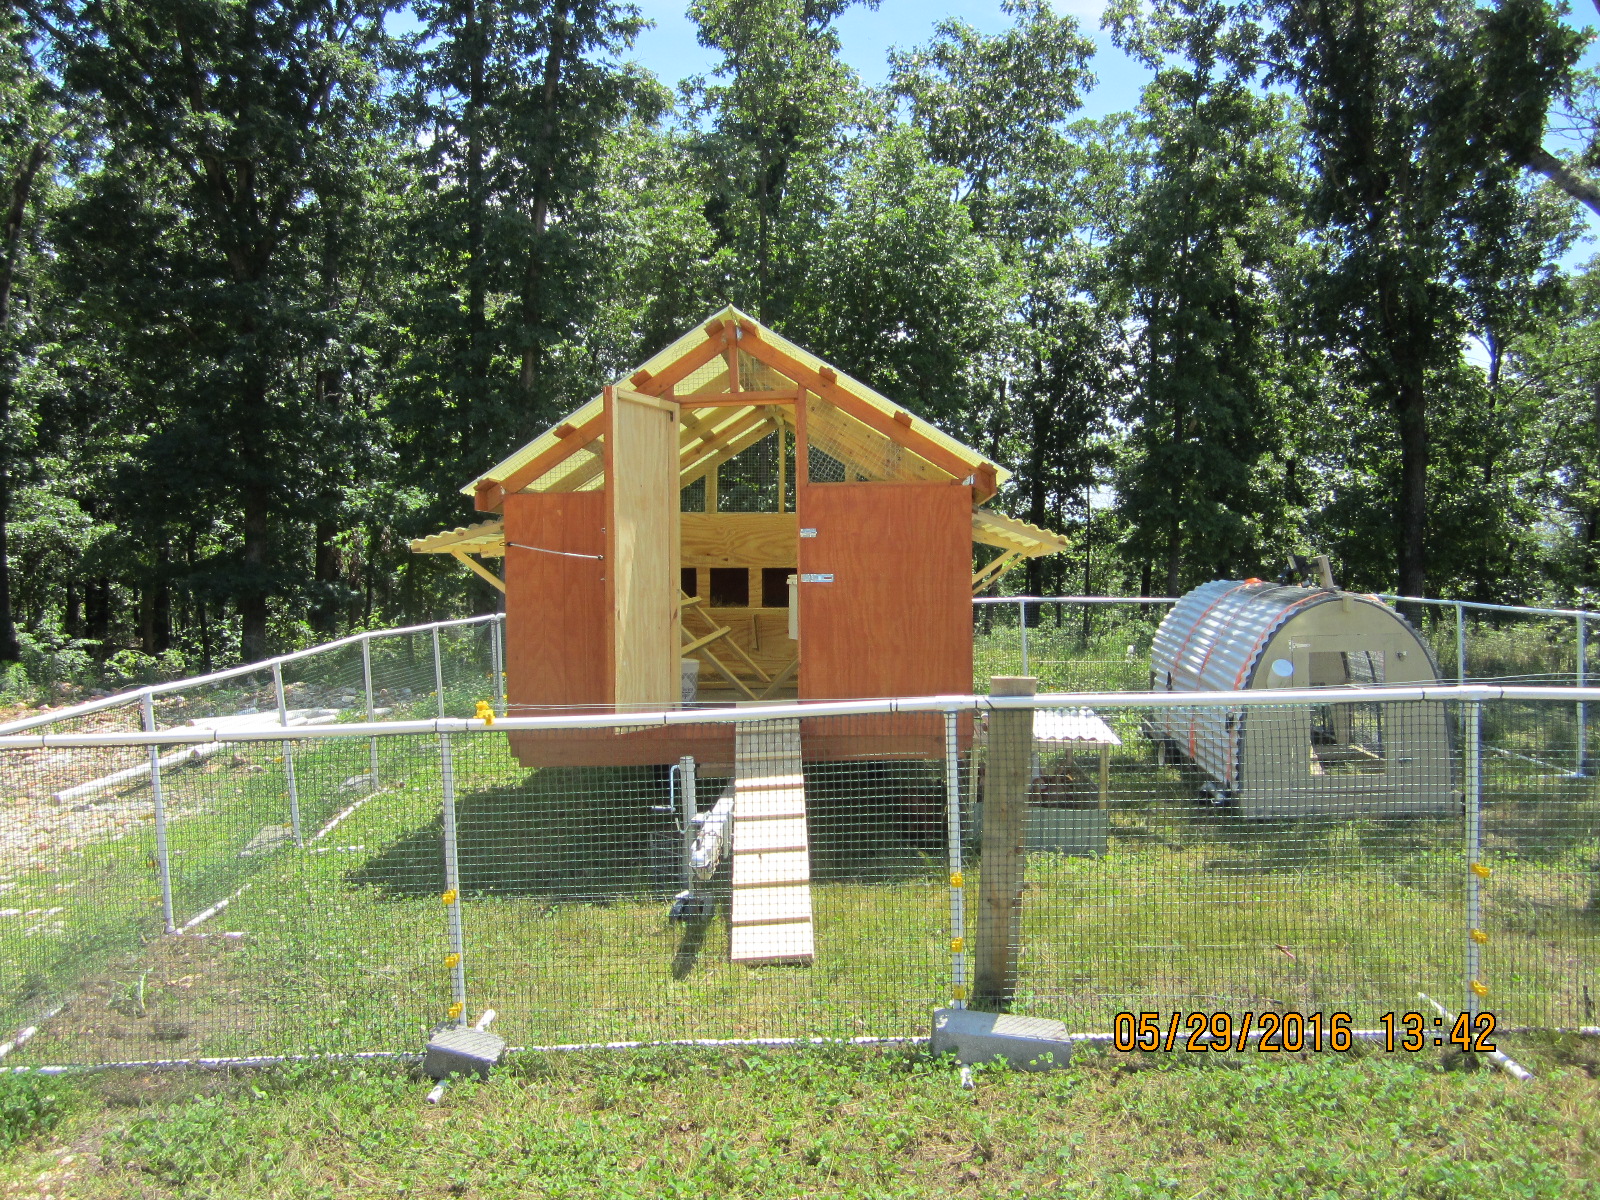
[361, 633, 379, 790]
[976, 676, 1035, 1007]
[432, 627, 446, 719]
[272, 662, 303, 847]
[1017, 599, 1030, 677]
[1576, 613, 1588, 777]
[141, 689, 176, 934]
[1454, 602, 1466, 685]
[678, 755, 697, 888]
[944, 710, 967, 1009]
[1464, 699, 1484, 1021]
[440, 731, 468, 1026]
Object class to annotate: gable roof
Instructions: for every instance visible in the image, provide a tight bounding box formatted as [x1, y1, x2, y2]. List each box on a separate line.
[465, 306, 1009, 510]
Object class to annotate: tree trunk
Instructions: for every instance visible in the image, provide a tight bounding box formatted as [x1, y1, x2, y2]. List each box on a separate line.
[64, 580, 80, 641]
[1394, 377, 1429, 602]
[240, 480, 271, 661]
[0, 139, 47, 664]
[520, 6, 568, 394]
[86, 577, 110, 654]
[1522, 145, 1600, 219]
[1025, 395, 1048, 603]
[466, 0, 487, 368]
[311, 517, 339, 637]
[0, 445, 16, 663]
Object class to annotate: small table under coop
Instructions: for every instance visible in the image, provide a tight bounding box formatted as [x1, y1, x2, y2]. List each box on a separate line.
[1026, 708, 1121, 856]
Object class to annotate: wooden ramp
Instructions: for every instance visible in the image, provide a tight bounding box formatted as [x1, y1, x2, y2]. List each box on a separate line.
[730, 719, 814, 963]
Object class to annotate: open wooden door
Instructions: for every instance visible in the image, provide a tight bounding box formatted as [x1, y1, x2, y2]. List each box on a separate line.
[605, 385, 681, 709]
[796, 481, 972, 700]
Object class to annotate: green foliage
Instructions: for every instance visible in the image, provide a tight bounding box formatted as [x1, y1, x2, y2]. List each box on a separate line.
[5, 0, 1600, 677]
[1108, 0, 1307, 593]
[0, 1073, 70, 1157]
[9, 1046, 1590, 1196]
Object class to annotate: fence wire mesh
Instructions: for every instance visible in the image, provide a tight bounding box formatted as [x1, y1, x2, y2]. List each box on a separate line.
[974, 596, 1597, 695]
[0, 687, 1594, 1066]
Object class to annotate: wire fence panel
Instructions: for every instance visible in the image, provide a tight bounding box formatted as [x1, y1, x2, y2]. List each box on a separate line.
[973, 701, 1467, 1031]
[1476, 699, 1600, 1031]
[0, 688, 1594, 1067]
[972, 596, 1597, 698]
[462, 715, 949, 1048]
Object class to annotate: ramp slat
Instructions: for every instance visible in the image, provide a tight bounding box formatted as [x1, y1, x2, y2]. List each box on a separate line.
[730, 720, 813, 963]
[731, 922, 815, 962]
[728, 884, 814, 925]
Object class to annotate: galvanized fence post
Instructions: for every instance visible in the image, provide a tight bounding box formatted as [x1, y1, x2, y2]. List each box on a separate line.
[1018, 598, 1030, 678]
[1454, 601, 1467, 684]
[1464, 698, 1484, 1020]
[272, 662, 303, 847]
[1577, 613, 1588, 776]
[141, 689, 175, 934]
[440, 730, 468, 1026]
[432, 626, 446, 720]
[361, 633, 379, 790]
[943, 709, 967, 1009]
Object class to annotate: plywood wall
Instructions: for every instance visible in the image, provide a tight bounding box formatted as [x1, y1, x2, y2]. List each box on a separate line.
[503, 490, 609, 710]
[795, 482, 972, 699]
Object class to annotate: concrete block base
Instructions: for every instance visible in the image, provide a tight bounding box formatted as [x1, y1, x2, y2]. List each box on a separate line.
[931, 1007, 1074, 1071]
[423, 1026, 507, 1081]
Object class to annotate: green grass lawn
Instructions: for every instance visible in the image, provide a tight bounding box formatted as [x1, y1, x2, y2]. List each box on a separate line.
[0, 1037, 1597, 1198]
[1, 721, 1595, 1066]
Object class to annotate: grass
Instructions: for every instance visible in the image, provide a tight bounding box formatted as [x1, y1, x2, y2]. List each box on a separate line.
[0, 1038, 1596, 1197]
[0, 720, 1595, 1066]
[0, 638, 1595, 1063]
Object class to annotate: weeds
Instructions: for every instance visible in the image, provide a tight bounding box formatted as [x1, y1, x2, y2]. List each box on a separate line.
[0, 1042, 1588, 1198]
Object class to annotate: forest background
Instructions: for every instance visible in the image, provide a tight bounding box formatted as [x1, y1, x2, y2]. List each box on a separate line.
[4, 0, 1600, 688]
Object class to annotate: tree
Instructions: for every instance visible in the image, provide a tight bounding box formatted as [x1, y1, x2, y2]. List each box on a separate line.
[891, 0, 1111, 598]
[0, 11, 67, 663]
[32, 0, 401, 658]
[1268, 0, 1581, 598]
[787, 122, 1013, 425]
[1108, 0, 1306, 592]
[685, 0, 872, 323]
[395, 0, 663, 535]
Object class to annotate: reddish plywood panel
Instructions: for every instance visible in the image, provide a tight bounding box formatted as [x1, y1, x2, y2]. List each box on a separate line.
[504, 491, 609, 716]
[508, 725, 735, 769]
[796, 482, 972, 700]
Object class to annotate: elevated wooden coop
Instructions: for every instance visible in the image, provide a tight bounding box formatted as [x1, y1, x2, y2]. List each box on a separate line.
[411, 307, 1068, 768]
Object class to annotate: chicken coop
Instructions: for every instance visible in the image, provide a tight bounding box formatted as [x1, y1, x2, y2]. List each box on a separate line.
[1147, 579, 1454, 818]
[411, 306, 1068, 768]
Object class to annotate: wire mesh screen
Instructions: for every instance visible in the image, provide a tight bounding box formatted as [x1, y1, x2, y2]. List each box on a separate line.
[466, 715, 947, 1046]
[970, 701, 1469, 1031]
[714, 428, 790, 514]
[973, 600, 1172, 691]
[0, 692, 1594, 1067]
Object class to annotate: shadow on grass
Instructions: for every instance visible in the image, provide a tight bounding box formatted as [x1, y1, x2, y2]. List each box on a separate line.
[349, 761, 951, 900]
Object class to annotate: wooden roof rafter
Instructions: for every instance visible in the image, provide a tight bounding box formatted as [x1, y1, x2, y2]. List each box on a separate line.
[462, 305, 1010, 511]
[725, 316, 1002, 502]
[410, 519, 507, 556]
[971, 509, 1071, 557]
[681, 413, 785, 490]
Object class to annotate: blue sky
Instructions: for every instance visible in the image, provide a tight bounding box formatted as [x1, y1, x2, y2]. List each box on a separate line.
[626, 0, 1152, 117]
